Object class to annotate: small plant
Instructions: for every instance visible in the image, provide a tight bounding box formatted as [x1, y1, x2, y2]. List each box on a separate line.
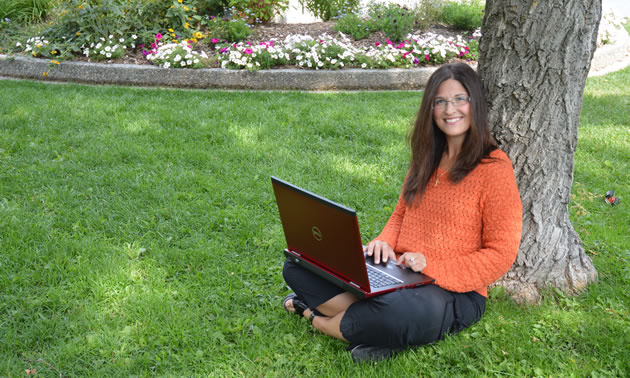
[414, 0, 442, 31]
[205, 13, 253, 43]
[376, 3, 416, 42]
[298, 0, 359, 22]
[333, 12, 379, 40]
[439, 0, 484, 31]
[228, 0, 287, 24]
[0, 0, 53, 24]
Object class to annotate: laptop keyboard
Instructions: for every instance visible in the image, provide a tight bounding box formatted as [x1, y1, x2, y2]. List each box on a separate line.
[366, 264, 403, 288]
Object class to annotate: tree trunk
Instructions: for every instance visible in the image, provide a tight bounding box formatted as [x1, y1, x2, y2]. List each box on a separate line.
[478, 0, 600, 303]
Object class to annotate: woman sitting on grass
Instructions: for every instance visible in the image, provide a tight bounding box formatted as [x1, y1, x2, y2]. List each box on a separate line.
[282, 63, 523, 363]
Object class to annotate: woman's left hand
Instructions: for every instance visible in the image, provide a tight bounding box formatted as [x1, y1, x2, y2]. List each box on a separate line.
[397, 252, 427, 272]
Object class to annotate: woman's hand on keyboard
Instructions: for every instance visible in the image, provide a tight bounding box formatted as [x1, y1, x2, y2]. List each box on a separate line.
[397, 252, 427, 272]
[365, 240, 396, 264]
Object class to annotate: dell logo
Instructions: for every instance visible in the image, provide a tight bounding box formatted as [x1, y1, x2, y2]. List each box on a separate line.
[312, 226, 323, 241]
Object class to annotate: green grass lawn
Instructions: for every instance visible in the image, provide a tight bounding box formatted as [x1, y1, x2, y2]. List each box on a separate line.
[0, 67, 628, 375]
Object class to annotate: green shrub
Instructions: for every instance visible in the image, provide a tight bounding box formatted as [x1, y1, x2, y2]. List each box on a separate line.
[333, 12, 378, 40]
[0, 0, 52, 24]
[414, 0, 441, 31]
[228, 0, 287, 24]
[205, 14, 253, 42]
[298, 0, 359, 22]
[373, 3, 415, 42]
[439, 0, 484, 31]
[195, 0, 230, 18]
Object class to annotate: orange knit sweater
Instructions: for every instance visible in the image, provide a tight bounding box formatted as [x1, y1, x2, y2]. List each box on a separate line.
[375, 149, 523, 297]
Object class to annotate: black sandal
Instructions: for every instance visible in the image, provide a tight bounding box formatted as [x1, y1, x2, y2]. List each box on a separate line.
[282, 293, 309, 317]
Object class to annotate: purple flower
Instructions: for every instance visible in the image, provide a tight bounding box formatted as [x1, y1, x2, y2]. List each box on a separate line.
[413, 57, 419, 64]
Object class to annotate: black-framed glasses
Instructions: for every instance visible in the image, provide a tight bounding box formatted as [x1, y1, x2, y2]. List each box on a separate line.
[432, 96, 471, 110]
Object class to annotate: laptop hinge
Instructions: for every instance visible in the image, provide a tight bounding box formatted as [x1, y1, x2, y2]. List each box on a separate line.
[287, 249, 301, 257]
[349, 281, 361, 289]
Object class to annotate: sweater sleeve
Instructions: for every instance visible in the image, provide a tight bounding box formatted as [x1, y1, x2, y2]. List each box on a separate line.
[421, 157, 523, 294]
[373, 191, 407, 249]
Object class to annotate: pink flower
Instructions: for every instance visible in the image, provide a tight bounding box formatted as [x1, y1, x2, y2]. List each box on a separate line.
[220, 47, 229, 53]
[386, 39, 393, 45]
[425, 54, 430, 62]
[155, 33, 163, 41]
[244, 48, 253, 54]
[211, 38, 219, 43]
[375, 42, 380, 47]
[151, 42, 157, 49]
[402, 52, 409, 58]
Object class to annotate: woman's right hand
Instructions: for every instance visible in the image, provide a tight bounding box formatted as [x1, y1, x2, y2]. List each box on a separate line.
[365, 240, 396, 264]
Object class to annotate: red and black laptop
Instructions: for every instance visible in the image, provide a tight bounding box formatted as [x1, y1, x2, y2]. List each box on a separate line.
[271, 176, 433, 298]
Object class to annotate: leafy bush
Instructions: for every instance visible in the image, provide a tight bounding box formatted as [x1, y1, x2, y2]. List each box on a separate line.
[414, 0, 441, 31]
[228, 0, 287, 24]
[333, 12, 378, 40]
[0, 0, 53, 24]
[298, 0, 359, 22]
[439, 0, 484, 31]
[205, 14, 253, 42]
[373, 3, 415, 42]
[195, 0, 230, 18]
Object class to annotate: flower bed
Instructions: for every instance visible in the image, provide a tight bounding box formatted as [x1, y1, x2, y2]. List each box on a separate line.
[139, 29, 479, 71]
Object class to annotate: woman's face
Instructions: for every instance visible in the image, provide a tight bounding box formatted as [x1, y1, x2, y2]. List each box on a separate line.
[432, 79, 471, 143]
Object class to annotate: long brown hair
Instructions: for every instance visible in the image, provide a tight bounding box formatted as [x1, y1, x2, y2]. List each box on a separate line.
[403, 63, 497, 205]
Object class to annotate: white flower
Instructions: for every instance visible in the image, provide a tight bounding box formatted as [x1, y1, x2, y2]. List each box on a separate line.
[106, 53, 111, 58]
[331, 59, 337, 64]
[119, 38, 124, 43]
[181, 61, 186, 66]
[15, 42, 22, 47]
[108, 35, 113, 39]
[187, 60, 192, 65]
[174, 55, 182, 62]
[105, 46, 111, 52]
[132, 34, 137, 40]
[361, 63, 367, 68]
[164, 61, 170, 68]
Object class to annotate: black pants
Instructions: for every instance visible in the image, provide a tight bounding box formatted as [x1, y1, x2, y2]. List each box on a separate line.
[283, 259, 486, 349]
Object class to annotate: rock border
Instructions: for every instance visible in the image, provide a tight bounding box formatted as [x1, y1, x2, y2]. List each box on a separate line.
[1, 27, 629, 89]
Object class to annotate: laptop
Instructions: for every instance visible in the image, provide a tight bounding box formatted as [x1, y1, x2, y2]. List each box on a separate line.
[271, 176, 433, 298]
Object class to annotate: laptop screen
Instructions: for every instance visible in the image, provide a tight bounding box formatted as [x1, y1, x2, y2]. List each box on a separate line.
[272, 177, 371, 290]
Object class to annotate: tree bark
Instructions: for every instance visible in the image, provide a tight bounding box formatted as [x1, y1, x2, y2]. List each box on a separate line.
[478, 0, 600, 303]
